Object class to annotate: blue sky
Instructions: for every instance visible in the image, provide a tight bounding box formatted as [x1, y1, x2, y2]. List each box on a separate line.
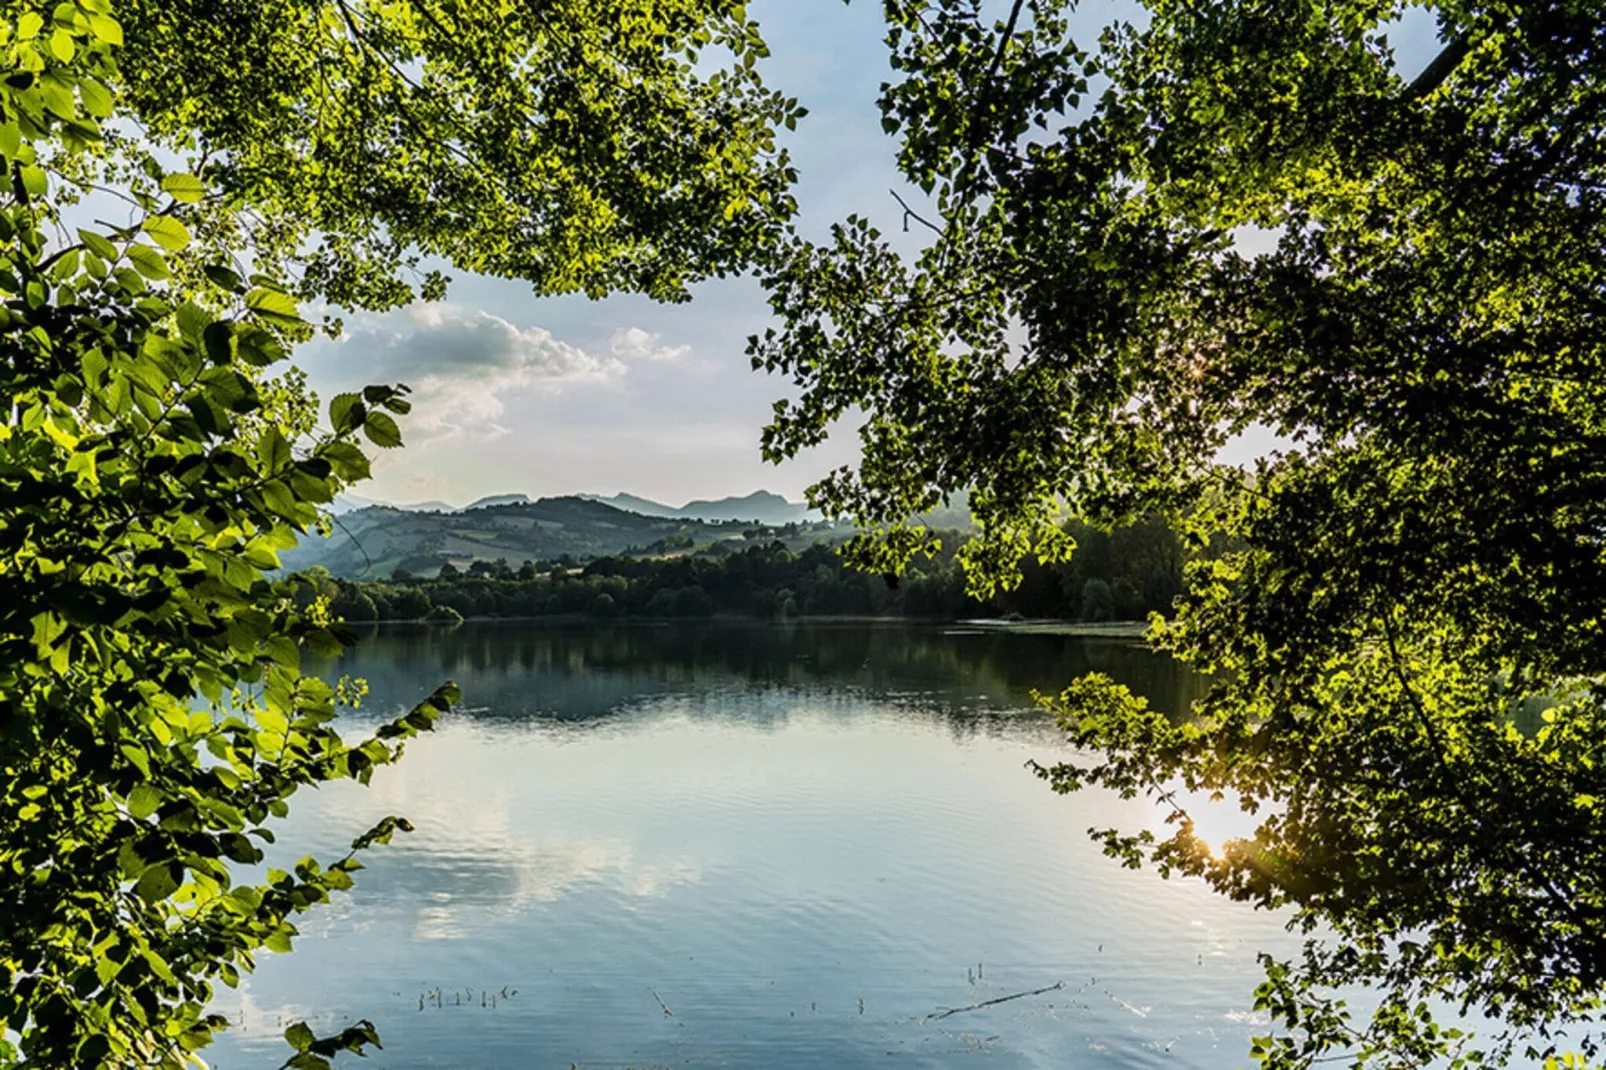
[300, 1, 1440, 509]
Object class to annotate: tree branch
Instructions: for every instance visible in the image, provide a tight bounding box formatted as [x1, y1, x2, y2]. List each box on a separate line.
[1406, 36, 1470, 99]
[889, 187, 944, 235]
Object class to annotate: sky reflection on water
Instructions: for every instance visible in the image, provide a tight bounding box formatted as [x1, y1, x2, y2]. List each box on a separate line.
[206, 621, 1298, 1070]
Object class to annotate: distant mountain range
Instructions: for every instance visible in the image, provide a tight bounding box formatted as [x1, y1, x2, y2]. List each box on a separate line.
[330, 488, 821, 525]
[301, 488, 971, 579]
[330, 492, 456, 514]
[578, 490, 818, 525]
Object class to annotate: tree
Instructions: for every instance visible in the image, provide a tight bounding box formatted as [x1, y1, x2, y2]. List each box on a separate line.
[752, 1, 1606, 1065]
[672, 584, 714, 617]
[2, 0, 804, 1066]
[387, 587, 432, 621]
[1078, 579, 1113, 624]
[0, 10, 455, 1067]
[98, 0, 805, 312]
[329, 586, 378, 624]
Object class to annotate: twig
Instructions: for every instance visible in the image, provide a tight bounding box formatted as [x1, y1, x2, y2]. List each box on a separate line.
[924, 980, 1064, 1021]
[652, 990, 674, 1017]
[890, 188, 944, 235]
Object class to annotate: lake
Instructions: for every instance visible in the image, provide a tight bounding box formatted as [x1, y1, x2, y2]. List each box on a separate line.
[205, 621, 1300, 1070]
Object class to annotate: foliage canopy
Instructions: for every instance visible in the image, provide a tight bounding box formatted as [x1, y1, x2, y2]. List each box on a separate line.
[87, 0, 805, 311]
[752, 0, 1606, 1065]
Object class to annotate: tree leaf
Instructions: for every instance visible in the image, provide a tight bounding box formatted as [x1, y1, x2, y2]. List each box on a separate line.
[134, 862, 181, 904]
[284, 1022, 315, 1053]
[127, 784, 161, 820]
[362, 411, 402, 449]
[142, 215, 190, 253]
[160, 173, 206, 204]
[245, 287, 303, 326]
[77, 227, 118, 261]
[86, 13, 122, 44]
[126, 243, 170, 280]
[329, 393, 365, 434]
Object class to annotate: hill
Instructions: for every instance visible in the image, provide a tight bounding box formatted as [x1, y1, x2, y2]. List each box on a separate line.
[464, 493, 532, 510]
[330, 492, 455, 515]
[580, 489, 818, 524]
[677, 490, 813, 524]
[294, 490, 972, 579]
[579, 492, 682, 519]
[285, 496, 768, 578]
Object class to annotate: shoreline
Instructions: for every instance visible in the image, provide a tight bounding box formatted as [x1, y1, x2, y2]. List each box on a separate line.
[347, 613, 1152, 637]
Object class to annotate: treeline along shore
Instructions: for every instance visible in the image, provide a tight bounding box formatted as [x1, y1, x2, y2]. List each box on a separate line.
[311, 518, 1205, 624]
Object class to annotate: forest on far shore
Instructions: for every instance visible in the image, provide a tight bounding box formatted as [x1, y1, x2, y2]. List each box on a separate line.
[316, 517, 1199, 624]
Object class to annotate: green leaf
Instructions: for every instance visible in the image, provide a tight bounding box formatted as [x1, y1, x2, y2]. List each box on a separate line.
[127, 784, 161, 820]
[245, 287, 303, 326]
[322, 441, 371, 481]
[142, 215, 190, 252]
[19, 165, 48, 201]
[362, 411, 402, 449]
[48, 28, 74, 63]
[160, 173, 206, 204]
[86, 12, 121, 44]
[77, 227, 117, 261]
[258, 426, 291, 472]
[284, 1022, 315, 1053]
[261, 479, 304, 521]
[78, 76, 113, 119]
[134, 862, 181, 904]
[126, 243, 170, 280]
[203, 264, 243, 292]
[329, 393, 365, 434]
[264, 635, 300, 670]
[302, 629, 345, 657]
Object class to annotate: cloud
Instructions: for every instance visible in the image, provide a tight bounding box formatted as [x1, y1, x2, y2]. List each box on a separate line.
[313, 304, 625, 442]
[410, 838, 701, 941]
[610, 326, 691, 363]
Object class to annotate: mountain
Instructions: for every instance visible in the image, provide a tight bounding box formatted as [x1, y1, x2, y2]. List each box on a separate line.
[578, 492, 682, 519]
[677, 490, 814, 524]
[295, 487, 973, 579]
[330, 492, 455, 515]
[464, 493, 531, 510]
[286, 496, 754, 578]
[580, 490, 817, 525]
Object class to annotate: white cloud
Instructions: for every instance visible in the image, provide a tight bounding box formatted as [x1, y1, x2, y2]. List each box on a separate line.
[411, 838, 701, 941]
[314, 303, 624, 443]
[609, 325, 691, 363]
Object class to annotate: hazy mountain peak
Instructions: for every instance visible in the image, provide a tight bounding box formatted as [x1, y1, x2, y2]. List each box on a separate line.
[464, 493, 532, 511]
[581, 490, 816, 525]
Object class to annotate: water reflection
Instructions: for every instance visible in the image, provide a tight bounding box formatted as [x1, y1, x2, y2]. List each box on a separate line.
[323, 620, 1206, 731]
[209, 621, 1290, 1070]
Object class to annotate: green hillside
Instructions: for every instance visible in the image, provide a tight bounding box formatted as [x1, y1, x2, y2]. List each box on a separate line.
[284, 496, 772, 578]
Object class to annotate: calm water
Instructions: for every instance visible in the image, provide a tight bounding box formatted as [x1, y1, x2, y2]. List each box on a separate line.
[206, 621, 1299, 1070]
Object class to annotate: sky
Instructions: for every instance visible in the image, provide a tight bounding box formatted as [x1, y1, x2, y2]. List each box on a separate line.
[297, 1, 1441, 510]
